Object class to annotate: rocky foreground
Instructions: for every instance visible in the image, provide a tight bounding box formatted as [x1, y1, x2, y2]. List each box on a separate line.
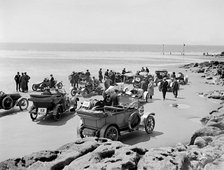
[1, 61, 224, 170]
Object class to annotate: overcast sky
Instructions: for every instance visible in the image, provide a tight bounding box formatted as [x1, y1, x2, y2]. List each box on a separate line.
[0, 0, 223, 45]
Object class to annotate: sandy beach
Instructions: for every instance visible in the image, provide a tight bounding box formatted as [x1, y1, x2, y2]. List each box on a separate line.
[0, 51, 223, 162]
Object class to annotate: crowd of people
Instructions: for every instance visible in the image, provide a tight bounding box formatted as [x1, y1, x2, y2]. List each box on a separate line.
[15, 67, 180, 101]
[14, 72, 30, 92]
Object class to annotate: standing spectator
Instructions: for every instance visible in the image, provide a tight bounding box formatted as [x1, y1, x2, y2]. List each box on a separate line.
[172, 78, 179, 98]
[20, 73, 26, 92]
[146, 67, 149, 73]
[171, 72, 176, 79]
[92, 76, 100, 89]
[14, 72, 21, 92]
[160, 77, 169, 100]
[49, 74, 55, 88]
[24, 72, 30, 92]
[104, 77, 112, 90]
[147, 78, 154, 99]
[110, 89, 119, 106]
[99, 68, 103, 83]
[104, 69, 109, 80]
[122, 68, 126, 82]
[110, 71, 115, 85]
[73, 72, 79, 88]
[85, 70, 90, 79]
[141, 78, 148, 92]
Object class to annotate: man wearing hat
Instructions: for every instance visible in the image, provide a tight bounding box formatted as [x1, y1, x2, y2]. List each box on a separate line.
[161, 77, 168, 100]
[50, 74, 55, 88]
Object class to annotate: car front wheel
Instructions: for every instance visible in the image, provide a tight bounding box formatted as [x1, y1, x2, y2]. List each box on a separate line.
[104, 125, 119, 141]
[144, 115, 155, 134]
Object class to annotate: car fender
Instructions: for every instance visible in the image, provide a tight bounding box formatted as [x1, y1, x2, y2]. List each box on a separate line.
[53, 104, 62, 115]
[15, 96, 24, 106]
[140, 112, 155, 125]
[76, 120, 83, 137]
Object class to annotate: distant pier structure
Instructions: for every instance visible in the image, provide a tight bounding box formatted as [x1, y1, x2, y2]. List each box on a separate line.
[162, 44, 165, 55]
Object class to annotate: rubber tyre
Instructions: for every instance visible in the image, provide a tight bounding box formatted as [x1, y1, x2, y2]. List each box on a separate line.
[32, 84, 37, 91]
[18, 98, 29, 111]
[57, 82, 63, 89]
[145, 93, 149, 103]
[2, 96, 13, 110]
[79, 125, 85, 138]
[128, 112, 141, 131]
[104, 125, 119, 141]
[30, 106, 38, 121]
[53, 105, 62, 121]
[71, 88, 77, 96]
[144, 116, 155, 134]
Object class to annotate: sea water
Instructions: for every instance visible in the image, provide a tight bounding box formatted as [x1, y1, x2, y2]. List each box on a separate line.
[0, 48, 222, 93]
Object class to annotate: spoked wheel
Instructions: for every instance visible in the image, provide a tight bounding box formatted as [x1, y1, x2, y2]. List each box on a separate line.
[18, 98, 29, 111]
[79, 125, 86, 138]
[2, 96, 13, 110]
[32, 84, 37, 91]
[53, 105, 62, 121]
[30, 106, 38, 121]
[71, 88, 78, 96]
[104, 125, 119, 141]
[145, 93, 149, 103]
[144, 116, 155, 134]
[128, 112, 141, 131]
[57, 82, 63, 89]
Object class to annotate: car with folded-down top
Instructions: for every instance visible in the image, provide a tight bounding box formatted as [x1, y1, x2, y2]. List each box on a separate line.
[76, 95, 155, 141]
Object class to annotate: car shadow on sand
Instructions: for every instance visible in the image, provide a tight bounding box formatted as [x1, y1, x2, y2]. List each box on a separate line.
[0, 108, 24, 118]
[119, 130, 163, 145]
[34, 112, 76, 126]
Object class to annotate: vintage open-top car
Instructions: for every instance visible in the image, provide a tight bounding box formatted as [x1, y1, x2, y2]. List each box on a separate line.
[0, 91, 29, 111]
[133, 71, 154, 88]
[76, 95, 155, 141]
[154, 69, 169, 86]
[29, 89, 78, 121]
[32, 78, 63, 92]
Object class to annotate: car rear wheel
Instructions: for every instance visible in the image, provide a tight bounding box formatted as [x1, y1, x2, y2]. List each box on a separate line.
[32, 84, 37, 91]
[30, 106, 38, 121]
[104, 125, 119, 141]
[53, 105, 62, 121]
[71, 88, 77, 96]
[57, 82, 63, 89]
[144, 115, 155, 134]
[18, 98, 29, 111]
[2, 96, 13, 110]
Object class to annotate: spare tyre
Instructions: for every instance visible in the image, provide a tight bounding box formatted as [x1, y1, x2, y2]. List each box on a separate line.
[2, 96, 13, 110]
[128, 112, 141, 131]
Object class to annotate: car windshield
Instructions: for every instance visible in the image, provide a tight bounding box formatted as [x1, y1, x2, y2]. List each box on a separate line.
[118, 95, 139, 108]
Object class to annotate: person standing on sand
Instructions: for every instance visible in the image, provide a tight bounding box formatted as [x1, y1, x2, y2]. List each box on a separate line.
[104, 69, 109, 80]
[104, 77, 112, 90]
[24, 72, 30, 92]
[99, 68, 103, 83]
[160, 77, 168, 100]
[14, 72, 21, 92]
[20, 73, 26, 92]
[147, 78, 154, 99]
[49, 74, 55, 88]
[172, 78, 179, 98]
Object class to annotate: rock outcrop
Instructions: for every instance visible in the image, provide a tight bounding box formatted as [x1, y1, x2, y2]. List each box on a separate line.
[181, 61, 224, 86]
